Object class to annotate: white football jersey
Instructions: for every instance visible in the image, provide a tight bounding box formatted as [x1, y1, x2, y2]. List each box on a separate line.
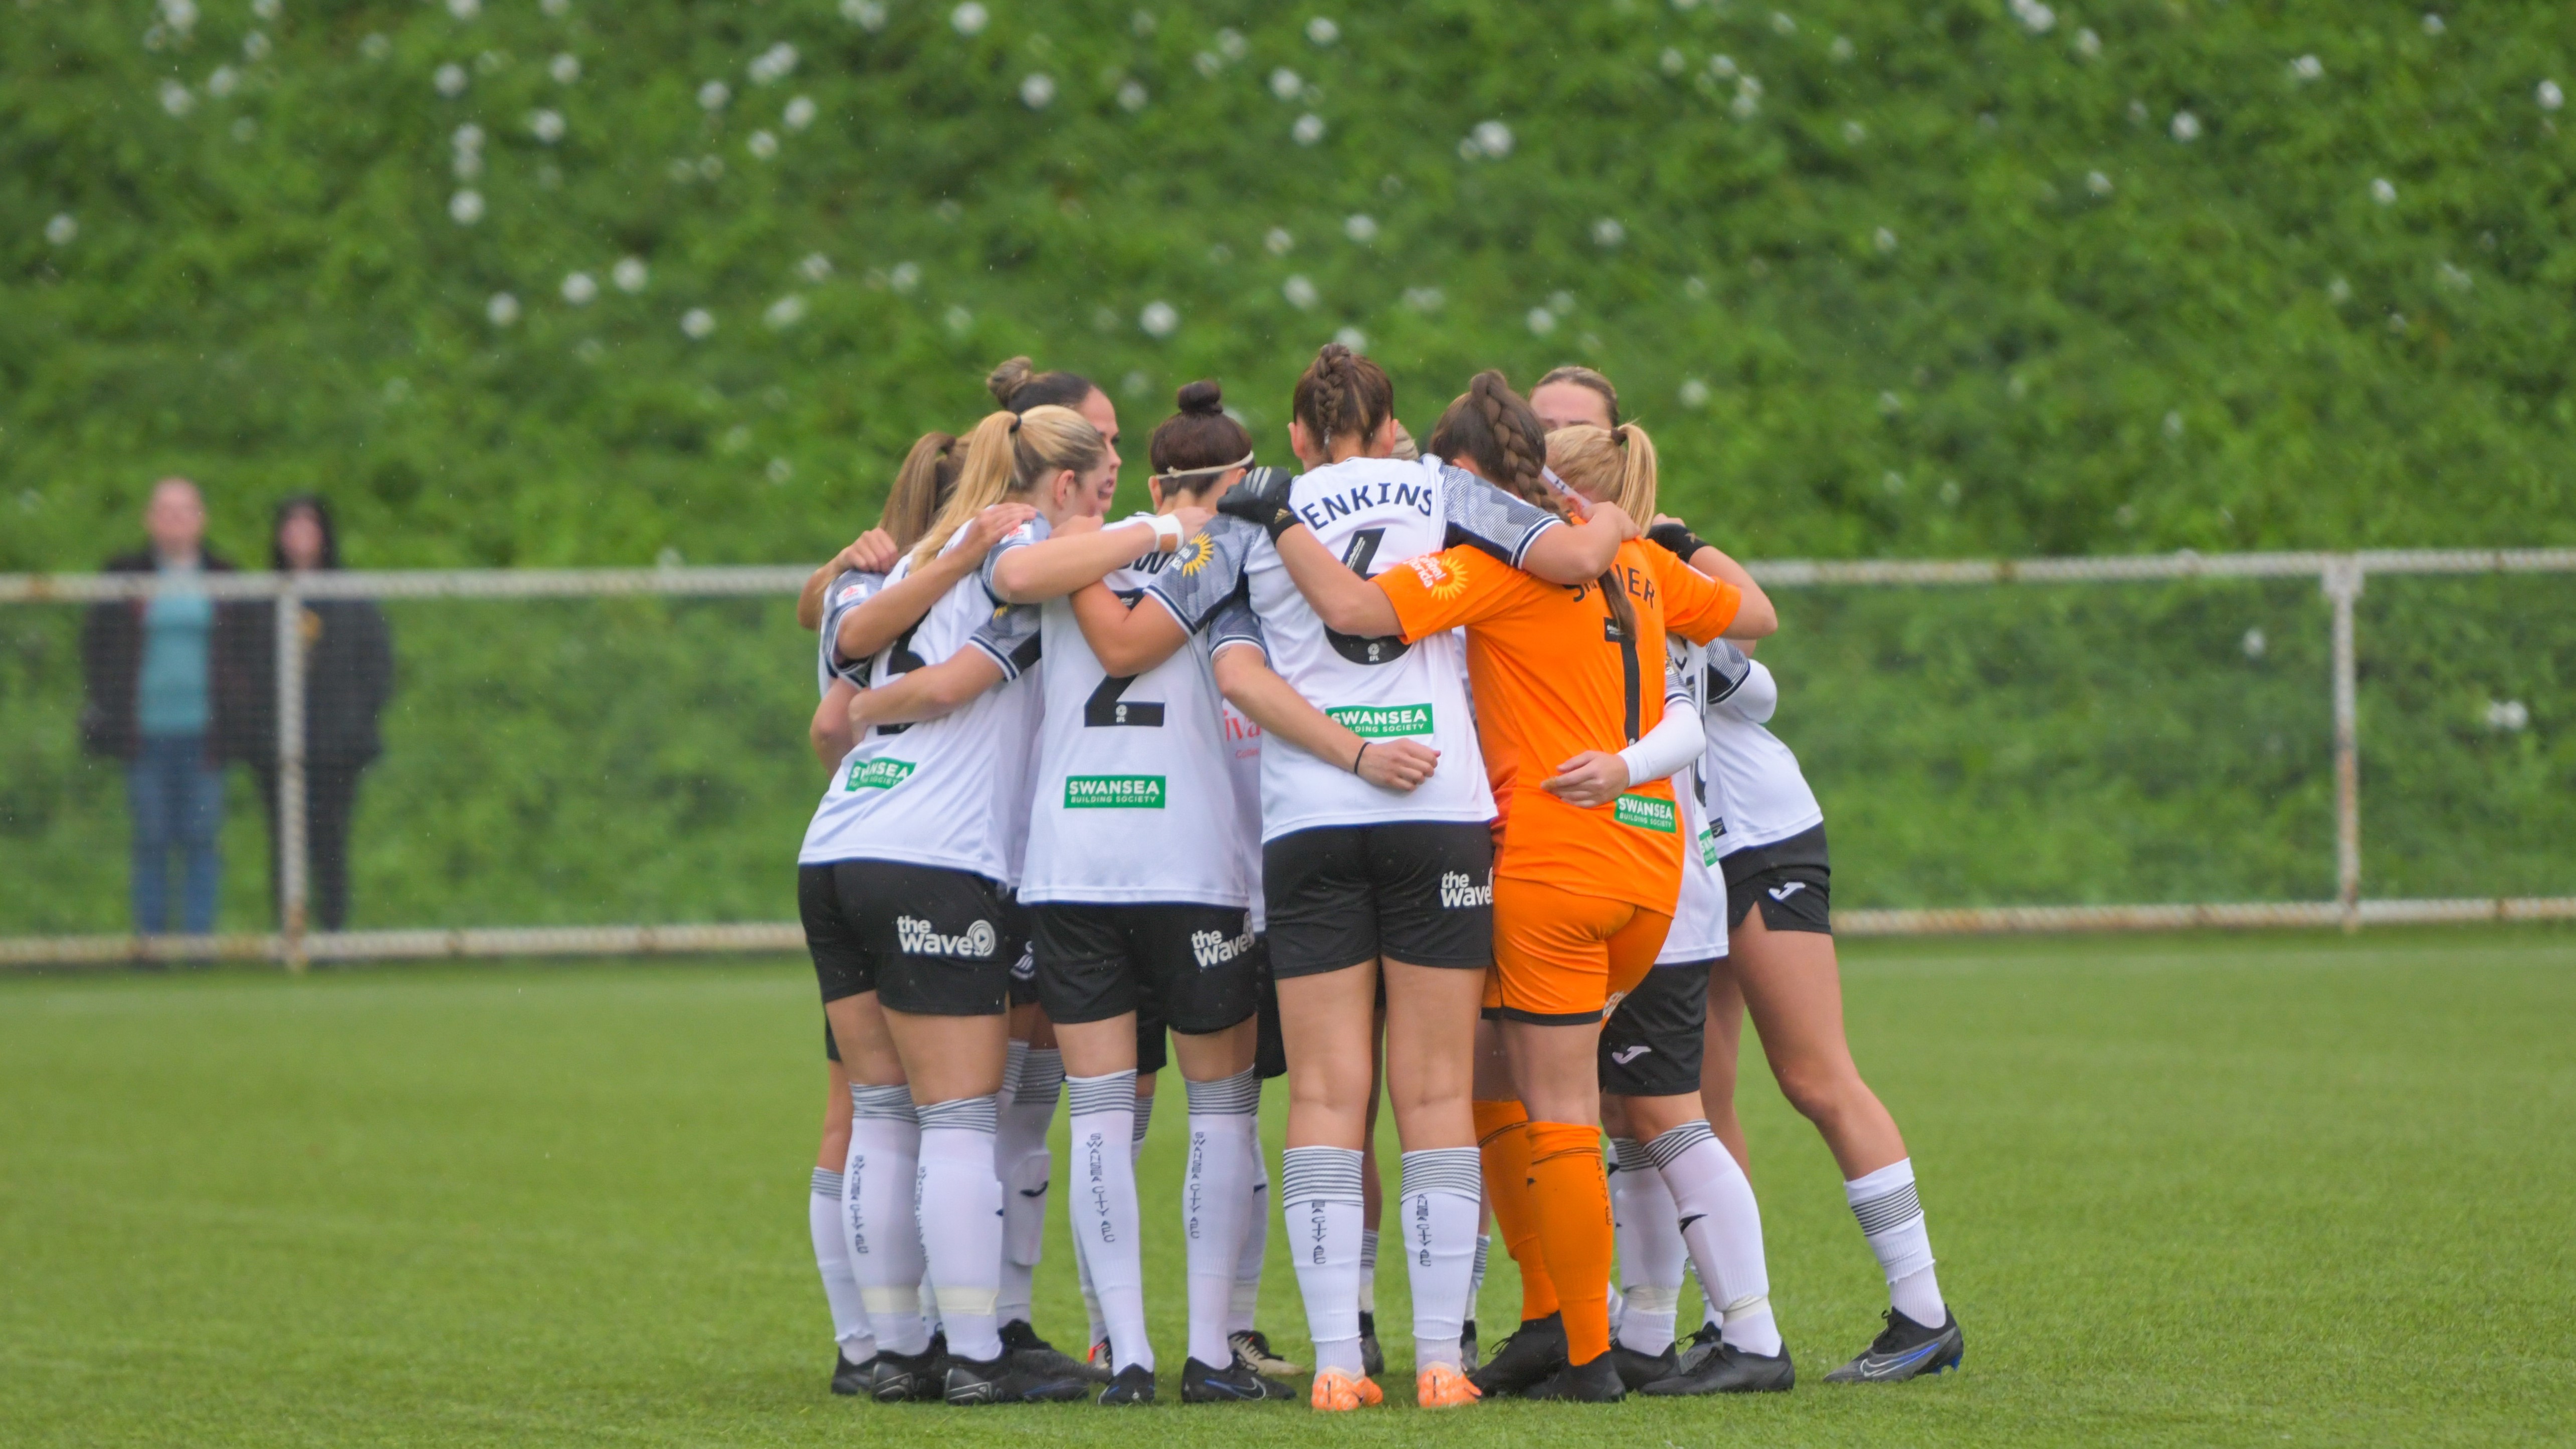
[797, 531, 1045, 883]
[816, 568, 884, 697]
[1210, 599, 1270, 932]
[1657, 639, 1729, 964]
[1145, 456, 1560, 841]
[1701, 647, 1824, 857]
[1015, 515, 1250, 908]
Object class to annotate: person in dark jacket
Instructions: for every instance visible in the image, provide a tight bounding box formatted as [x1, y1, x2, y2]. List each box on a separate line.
[240, 496, 396, 933]
[79, 478, 264, 936]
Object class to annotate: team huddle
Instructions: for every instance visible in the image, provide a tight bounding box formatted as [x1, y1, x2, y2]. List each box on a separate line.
[789, 346, 1964, 1409]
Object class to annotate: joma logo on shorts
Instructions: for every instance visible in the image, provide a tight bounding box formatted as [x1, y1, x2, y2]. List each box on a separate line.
[845, 758, 915, 791]
[1327, 703, 1433, 737]
[895, 916, 997, 958]
[1191, 928, 1255, 968]
[1439, 871, 1492, 909]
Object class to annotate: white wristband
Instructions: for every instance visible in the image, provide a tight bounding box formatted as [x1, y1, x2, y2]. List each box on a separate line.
[1149, 514, 1184, 553]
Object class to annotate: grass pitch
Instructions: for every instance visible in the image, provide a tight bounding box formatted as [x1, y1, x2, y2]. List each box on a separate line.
[3, 928, 2569, 1447]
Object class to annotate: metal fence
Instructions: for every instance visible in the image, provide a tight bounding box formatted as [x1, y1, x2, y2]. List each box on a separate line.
[5, 548, 2570, 969]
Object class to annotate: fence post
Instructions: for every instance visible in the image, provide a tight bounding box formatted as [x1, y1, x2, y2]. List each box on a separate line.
[2322, 556, 2364, 933]
[274, 582, 310, 972]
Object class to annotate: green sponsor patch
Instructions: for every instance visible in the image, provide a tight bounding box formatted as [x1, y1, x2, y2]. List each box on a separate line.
[1065, 774, 1167, 808]
[845, 758, 916, 791]
[1614, 792, 1679, 834]
[1326, 703, 1434, 738]
[1698, 826, 1720, 867]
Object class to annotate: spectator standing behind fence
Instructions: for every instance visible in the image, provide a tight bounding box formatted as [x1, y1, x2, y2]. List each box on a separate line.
[78, 478, 262, 937]
[240, 496, 396, 933]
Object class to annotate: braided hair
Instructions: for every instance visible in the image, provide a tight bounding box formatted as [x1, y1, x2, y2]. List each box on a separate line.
[1291, 343, 1395, 451]
[1431, 370, 1637, 642]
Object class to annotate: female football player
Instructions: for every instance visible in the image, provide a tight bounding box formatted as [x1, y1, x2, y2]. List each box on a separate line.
[1251, 371, 1773, 1402]
[798, 403, 1114, 1407]
[1152, 347, 1639, 1410]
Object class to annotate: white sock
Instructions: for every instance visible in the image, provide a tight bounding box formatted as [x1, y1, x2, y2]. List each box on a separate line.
[914, 1096, 1006, 1363]
[1469, 1232, 1490, 1316]
[1358, 1227, 1380, 1317]
[994, 1046, 1060, 1331]
[1182, 1068, 1260, 1368]
[1847, 1158, 1943, 1326]
[1132, 1084, 1156, 1153]
[1396, 1147, 1480, 1370]
[845, 1085, 927, 1354]
[1653, 1121, 1780, 1356]
[1608, 1138, 1683, 1355]
[810, 1168, 873, 1363]
[1068, 1071, 1152, 1372]
[1281, 1145, 1365, 1377]
[1074, 1215, 1105, 1348]
[1230, 1143, 1270, 1337]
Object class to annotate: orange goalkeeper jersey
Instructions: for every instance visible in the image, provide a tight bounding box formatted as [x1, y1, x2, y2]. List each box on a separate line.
[1375, 539, 1743, 912]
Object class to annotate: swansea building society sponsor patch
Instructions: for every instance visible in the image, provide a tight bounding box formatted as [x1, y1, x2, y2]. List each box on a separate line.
[1326, 703, 1434, 738]
[1064, 774, 1167, 808]
[845, 758, 915, 791]
[1614, 792, 1680, 834]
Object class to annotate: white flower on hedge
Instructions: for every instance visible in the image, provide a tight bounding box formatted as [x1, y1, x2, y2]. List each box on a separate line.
[1831, 35, 1855, 61]
[1021, 74, 1056, 108]
[1842, 119, 1867, 143]
[784, 95, 817, 130]
[551, 53, 581, 84]
[2170, 110, 2201, 141]
[888, 261, 921, 293]
[1592, 217, 1625, 248]
[766, 294, 807, 328]
[232, 116, 257, 142]
[1194, 52, 1222, 78]
[252, 0, 279, 20]
[45, 214, 77, 246]
[447, 0, 480, 19]
[1344, 214, 1378, 243]
[699, 80, 731, 110]
[1334, 326, 1366, 351]
[1265, 229, 1294, 256]
[799, 253, 832, 282]
[1879, 390, 1904, 416]
[1709, 54, 1737, 78]
[944, 305, 973, 333]
[1307, 17, 1340, 45]
[1873, 226, 1897, 253]
[1404, 286, 1444, 311]
[952, 2, 988, 36]
[614, 257, 650, 292]
[487, 292, 519, 325]
[2326, 276, 2351, 303]
[1770, 10, 1796, 34]
[1470, 119, 1513, 157]
[2421, 13, 2443, 36]
[2009, 0, 2055, 35]
[747, 129, 778, 158]
[1292, 114, 1326, 144]
[562, 272, 599, 305]
[453, 151, 483, 179]
[454, 123, 485, 153]
[1660, 48, 1686, 75]
[361, 34, 391, 61]
[2087, 169, 2112, 195]
[1218, 28, 1248, 59]
[2076, 28, 2101, 58]
[2290, 54, 2323, 82]
[2438, 261, 2472, 292]
[542, 0, 569, 14]
[449, 188, 484, 224]
[681, 308, 716, 339]
[160, 0, 196, 29]
[243, 32, 270, 62]
[1283, 274, 1318, 309]
[435, 63, 468, 97]
[749, 43, 798, 85]
[2485, 699, 2530, 731]
[1525, 306, 1556, 335]
[1679, 378, 1711, 408]
[531, 109, 565, 143]
[1684, 275, 1708, 298]
[2540, 80, 2565, 112]
[1117, 80, 1147, 111]
[844, 0, 890, 31]
[158, 80, 195, 115]
[2162, 409, 2185, 438]
[1270, 68, 1303, 101]
[1139, 301, 1179, 337]
[2370, 177, 2396, 204]
[207, 65, 239, 98]
[699, 154, 724, 179]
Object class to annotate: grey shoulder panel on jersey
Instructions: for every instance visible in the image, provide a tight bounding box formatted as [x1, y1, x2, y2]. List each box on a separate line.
[1148, 514, 1260, 633]
[1437, 462, 1562, 566]
[1209, 595, 1267, 656]
[964, 601, 1044, 680]
[820, 568, 887, 687]
[1704, 640, 1753, 706]
[977, 515, 1054, 604]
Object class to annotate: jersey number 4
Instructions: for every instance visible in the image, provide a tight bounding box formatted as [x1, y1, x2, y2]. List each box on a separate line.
[1324, 527, 1412, 666]
[1085, 673, 1165, 727]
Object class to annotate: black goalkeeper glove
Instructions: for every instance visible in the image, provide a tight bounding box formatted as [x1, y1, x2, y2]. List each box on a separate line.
[1647, 520, 1709, 560]
[1217, 466, 1301, 541]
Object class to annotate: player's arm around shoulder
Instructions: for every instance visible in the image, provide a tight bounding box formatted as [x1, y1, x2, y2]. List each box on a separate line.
[1647, 535, 1772, 644]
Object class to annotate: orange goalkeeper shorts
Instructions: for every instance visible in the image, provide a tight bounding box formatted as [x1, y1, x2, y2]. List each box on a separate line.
[1486, 876, 1673, 1025]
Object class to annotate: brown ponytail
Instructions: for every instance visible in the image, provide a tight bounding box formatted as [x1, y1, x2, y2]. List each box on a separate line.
[1435, 371, 1637, 642]
[878, 431, 963, 552]
[1291, 343, 1395, 451]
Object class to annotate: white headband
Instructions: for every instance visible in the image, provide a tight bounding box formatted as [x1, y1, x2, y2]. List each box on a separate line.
[1150, 448, 1256, 485]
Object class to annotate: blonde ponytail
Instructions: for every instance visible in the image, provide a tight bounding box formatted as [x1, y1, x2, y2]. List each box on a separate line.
[906, 404, 1109, 568]
[1611, 422, 1658, 523]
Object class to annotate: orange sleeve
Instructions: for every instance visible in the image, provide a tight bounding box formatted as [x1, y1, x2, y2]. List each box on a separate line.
[1375, 546, 1528, 643]
[1649, 546, 1743, 645]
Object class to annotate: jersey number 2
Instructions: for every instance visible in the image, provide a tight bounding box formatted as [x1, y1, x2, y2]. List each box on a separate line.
[1085, 673, 1165, 727]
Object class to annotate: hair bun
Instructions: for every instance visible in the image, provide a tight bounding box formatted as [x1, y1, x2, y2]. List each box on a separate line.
[1175, 379, 1226, 416]
[985, 355, 1035, 406]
